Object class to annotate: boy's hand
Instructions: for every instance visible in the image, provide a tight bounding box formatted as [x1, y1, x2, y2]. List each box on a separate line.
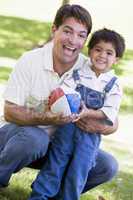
[79, 101, 89, 118]
[73, 101, 90, 122]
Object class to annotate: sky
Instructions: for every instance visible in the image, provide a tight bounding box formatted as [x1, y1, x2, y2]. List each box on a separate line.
[0, 0, 133, 49]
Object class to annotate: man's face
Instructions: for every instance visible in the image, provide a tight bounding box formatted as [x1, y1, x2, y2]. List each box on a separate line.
[89, 40, 119, 76]
[52, 17, 88, 67]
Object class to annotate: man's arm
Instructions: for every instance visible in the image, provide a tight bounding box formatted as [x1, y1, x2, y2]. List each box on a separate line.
[4, 101, 74, 126]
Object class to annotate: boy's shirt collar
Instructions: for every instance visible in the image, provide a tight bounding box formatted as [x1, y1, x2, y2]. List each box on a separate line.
[81, 59, 116, 79]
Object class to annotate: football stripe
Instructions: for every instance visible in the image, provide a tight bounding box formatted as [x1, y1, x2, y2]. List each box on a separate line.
[51, 95, 71, 116]
[48, 87, 65, 106]
[66, 93, 81, 113]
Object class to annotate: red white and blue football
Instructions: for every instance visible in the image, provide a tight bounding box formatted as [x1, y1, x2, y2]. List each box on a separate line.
[48, 85, 81, 116]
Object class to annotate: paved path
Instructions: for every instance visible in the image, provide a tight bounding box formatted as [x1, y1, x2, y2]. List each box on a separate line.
[0, 57, 16, 68]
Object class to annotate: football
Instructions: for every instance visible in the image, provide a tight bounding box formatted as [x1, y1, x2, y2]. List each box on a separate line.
[48, 85, 81, 116]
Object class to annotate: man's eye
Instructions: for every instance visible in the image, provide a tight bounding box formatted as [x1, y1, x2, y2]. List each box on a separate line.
[79, 34, 86, 39]
[64, 30, 71, 34]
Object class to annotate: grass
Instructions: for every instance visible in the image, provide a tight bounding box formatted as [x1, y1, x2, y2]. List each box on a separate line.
[0, 15, 51, 59]
[0, 138, 132, 200]
[0, 15, 133, 200]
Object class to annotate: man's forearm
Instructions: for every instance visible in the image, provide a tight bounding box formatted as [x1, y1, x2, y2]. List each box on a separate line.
[4, 101, 47, 126]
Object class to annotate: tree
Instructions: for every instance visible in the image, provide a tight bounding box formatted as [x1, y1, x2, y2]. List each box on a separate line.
[61, 0, 70, 6]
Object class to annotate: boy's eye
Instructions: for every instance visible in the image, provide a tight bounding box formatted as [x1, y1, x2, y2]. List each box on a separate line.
[107, 51, 113, 55]
[95, 48, 101, 52]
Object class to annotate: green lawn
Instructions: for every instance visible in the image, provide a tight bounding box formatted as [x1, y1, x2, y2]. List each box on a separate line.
[0, 138, 132, 200]
[0, 15, 51, 59]
[0, 15, 133, 200]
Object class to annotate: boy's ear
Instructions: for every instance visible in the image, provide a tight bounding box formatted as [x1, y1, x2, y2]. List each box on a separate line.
[114, 57, 120, 65]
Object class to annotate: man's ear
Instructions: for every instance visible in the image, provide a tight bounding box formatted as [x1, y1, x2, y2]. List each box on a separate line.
[51, 24, 57, 34]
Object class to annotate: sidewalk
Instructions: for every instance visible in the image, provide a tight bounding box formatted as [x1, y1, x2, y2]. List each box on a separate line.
[0, 57, 16, 68]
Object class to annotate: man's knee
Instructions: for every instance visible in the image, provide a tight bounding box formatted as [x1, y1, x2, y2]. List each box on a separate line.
[82, 150, 118, 193]
[19, 126, 50, 158]
[104, 153, 118, 181]
[2, 126, 50, 162]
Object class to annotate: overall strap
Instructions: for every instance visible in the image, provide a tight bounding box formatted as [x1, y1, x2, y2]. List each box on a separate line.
[72, 69, 81, 84]
[104, 77, 117, 93]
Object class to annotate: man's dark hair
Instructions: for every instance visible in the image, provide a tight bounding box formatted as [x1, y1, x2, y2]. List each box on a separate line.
[53, 4, 92, 35]
[88, 28, 125, 57]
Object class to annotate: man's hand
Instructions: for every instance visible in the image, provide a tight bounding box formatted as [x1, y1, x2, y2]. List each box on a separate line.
[39, 110, 78, 125]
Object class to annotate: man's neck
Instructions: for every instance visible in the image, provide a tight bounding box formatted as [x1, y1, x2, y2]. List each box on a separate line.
[53, 57, 77, 76]
[53, 63, 73, 76]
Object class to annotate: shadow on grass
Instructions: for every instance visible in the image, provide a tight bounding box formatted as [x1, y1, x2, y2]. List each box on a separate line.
[0, 186, 30, 200]
[80, 170, 133, 200]
[0, 15, 51, 59]
[0, 168, 37, 200]
[0, 166, 132, 200]
[98, 171, 133, 200]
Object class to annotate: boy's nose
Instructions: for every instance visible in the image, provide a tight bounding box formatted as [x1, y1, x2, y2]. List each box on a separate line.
[100, 51, 107, 58]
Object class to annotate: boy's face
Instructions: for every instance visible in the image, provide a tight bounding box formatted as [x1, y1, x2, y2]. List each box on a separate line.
[52, 17, 88, 68]
[89, 40, 119, 75]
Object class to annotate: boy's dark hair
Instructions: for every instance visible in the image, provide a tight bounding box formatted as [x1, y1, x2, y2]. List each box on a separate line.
[53, 4, 92, 35]
[88, 28, 125, 58]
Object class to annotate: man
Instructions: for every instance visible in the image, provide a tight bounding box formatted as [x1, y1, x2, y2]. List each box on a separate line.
[0, 4, 118, 195]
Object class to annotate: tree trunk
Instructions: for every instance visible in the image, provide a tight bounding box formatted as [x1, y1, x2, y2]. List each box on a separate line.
[61, 0, 70, 6]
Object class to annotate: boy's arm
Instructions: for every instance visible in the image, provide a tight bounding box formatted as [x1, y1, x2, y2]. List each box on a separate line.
[77, 102, 118, 135]
[81, 108, 106, 120]
[76, 117, 118, 135]
[78, 102, 107, 120]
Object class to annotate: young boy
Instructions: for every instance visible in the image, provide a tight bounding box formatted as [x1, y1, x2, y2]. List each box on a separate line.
[29, 28, 125, 200]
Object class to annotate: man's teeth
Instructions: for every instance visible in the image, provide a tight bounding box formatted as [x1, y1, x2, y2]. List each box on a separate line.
[65, 46, 75, 51]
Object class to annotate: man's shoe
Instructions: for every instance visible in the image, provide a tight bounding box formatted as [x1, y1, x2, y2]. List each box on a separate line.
[0, 183, 8, 189]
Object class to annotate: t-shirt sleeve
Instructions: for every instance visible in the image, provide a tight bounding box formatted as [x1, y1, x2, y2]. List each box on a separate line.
[100, 79, 122, 124]
[3, 53, 31, 106]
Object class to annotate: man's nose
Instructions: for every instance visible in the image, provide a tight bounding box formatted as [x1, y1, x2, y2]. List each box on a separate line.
[68, 34, 78, 45]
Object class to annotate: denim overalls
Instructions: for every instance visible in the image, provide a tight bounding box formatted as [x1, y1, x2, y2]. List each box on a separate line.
[29, 70, 117, 200]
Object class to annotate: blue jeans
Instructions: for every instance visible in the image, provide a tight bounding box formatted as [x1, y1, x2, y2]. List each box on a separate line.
[0, 123, 118, 193]
[28, 123, 108, 200]
[0, 123, 49, 187]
